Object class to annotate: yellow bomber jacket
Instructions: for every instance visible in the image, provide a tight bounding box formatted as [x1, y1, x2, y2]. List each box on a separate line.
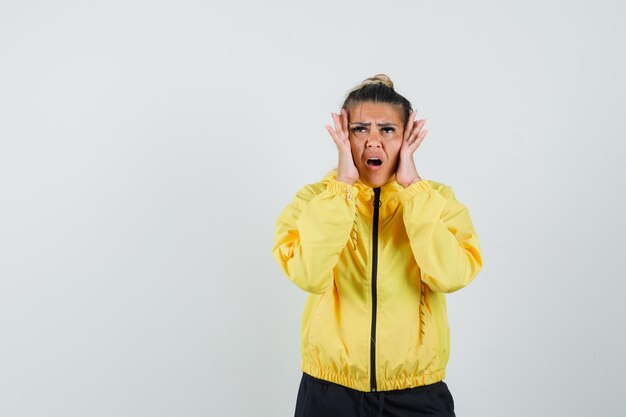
[272, 169, 483, 392]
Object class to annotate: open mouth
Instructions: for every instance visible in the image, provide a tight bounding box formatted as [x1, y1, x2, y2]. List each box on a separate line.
[366, 158, 383, 166]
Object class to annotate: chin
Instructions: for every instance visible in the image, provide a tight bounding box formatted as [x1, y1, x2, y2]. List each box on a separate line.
[362, 173, 392, 188]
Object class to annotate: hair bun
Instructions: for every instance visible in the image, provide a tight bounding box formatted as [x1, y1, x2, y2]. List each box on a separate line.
[342, 73, 412, 124]
[357, 74, 394, 90]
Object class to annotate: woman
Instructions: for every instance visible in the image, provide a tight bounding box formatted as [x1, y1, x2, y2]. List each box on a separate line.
[272, 74, 483, 417]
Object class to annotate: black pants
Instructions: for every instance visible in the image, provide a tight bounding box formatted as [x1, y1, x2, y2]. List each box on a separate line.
[295, 372, 456, 417]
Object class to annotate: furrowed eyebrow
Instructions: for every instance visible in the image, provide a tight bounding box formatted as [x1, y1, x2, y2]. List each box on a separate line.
[349, 122, 398, 127]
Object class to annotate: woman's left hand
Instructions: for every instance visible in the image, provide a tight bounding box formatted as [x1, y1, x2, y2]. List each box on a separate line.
[396, 111, 428, 188]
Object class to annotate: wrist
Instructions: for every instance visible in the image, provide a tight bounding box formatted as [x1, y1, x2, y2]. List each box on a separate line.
[336, 176, 356, 185]
[400, 176, 422, 188]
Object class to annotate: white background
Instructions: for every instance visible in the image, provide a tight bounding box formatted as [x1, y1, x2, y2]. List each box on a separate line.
[1, 1, 625, 416]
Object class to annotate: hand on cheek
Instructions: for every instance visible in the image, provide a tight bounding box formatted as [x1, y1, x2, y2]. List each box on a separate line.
[325, 109, 360, 185]
[396, 111, 428, 188]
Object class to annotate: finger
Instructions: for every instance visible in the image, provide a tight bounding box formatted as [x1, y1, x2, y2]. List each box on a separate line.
[409, 129, 428, 150]
[403, 111, 416, 142]
[408, 119, 427, 145]
[406, 121, 420, 145]
[331, 112, 345, 141]
[325, 125, 341, 146]
[340, 109, 348, 136]
[404, 111, 415, 141]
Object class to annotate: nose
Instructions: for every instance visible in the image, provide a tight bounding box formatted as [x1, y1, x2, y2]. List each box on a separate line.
[366, 130, 382, 148]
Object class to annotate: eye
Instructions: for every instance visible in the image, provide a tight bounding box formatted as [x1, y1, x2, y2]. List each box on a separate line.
[381, 127, 395, 134]
[351, 126, 367, 133]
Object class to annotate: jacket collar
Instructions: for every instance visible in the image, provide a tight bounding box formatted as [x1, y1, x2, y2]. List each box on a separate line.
[321, 169, 405, 204]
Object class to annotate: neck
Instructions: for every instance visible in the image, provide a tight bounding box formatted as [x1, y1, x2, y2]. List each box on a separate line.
[358, 174, 396, 189]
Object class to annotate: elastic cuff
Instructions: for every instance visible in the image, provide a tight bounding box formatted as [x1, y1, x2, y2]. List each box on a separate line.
[326, 179, 359, 201]
[397, 179, 431, 203]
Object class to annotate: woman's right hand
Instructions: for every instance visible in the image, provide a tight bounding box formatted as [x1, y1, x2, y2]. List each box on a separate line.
[325, 109, 359, 185]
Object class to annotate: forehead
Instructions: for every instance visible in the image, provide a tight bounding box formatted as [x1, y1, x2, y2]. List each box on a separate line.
[347, 102, 403, 123]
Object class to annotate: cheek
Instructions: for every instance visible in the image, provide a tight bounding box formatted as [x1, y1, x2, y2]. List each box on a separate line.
[350, 138, 364, 157]
[351, 146, 360, 161]
[386, 139, 403, 159]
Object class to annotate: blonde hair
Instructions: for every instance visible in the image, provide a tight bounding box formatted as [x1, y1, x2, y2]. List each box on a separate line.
[349, 74, 394, 92]
[342, 74, 412, 124]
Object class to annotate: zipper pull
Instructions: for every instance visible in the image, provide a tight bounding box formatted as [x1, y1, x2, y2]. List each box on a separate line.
[372, 188, 381, 207]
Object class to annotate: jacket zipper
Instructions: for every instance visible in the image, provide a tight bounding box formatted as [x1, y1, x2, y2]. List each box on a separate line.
[370, 187, 381, 392]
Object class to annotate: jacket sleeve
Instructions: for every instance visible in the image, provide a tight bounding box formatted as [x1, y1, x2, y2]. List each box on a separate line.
[397, 180, 483, 293]
[272, 179, 359, 294]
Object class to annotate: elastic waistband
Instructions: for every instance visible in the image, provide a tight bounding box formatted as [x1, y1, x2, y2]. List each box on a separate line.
[302, 372, 445, 394]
